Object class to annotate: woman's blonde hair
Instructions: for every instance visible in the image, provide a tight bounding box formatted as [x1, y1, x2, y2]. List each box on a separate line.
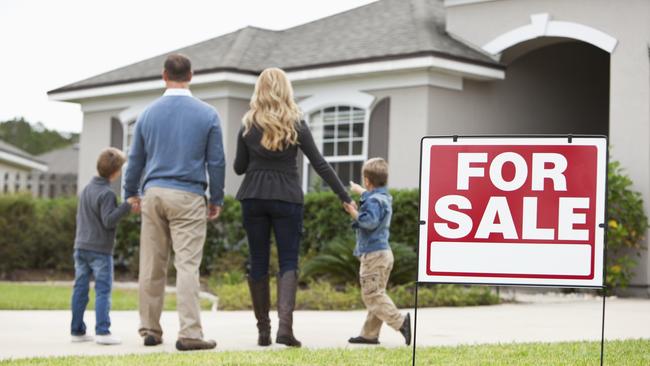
[243, 68, 303, 151]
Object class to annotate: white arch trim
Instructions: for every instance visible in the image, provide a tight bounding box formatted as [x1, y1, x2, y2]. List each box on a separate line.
[298, 89, 375, 113]
[483, 13, 618, 55]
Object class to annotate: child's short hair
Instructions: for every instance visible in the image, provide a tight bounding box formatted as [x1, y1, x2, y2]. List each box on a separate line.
[97, 147, 126, 179]
[362, 157, 388, 187]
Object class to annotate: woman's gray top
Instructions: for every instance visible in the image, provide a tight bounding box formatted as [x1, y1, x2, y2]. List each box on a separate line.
[234, 121, 351, 204]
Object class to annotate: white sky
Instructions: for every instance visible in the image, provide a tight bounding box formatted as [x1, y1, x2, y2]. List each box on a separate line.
[0, 0, 376, 134]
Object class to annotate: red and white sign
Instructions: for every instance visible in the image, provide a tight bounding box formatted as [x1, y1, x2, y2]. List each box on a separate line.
[418, 137, 606, 287]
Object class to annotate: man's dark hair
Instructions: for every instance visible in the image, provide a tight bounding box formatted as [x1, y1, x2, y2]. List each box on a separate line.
[164, 53, 192, 82]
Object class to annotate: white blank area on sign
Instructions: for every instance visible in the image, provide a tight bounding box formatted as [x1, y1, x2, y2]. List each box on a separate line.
[429, 242, 592, 276]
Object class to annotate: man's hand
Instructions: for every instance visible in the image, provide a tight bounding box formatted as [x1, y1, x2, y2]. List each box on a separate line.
[127, 196, 141, 214]
[343, 202, 359, 220]
[349, 181, 366, 195]
[208, 204, 222, 221]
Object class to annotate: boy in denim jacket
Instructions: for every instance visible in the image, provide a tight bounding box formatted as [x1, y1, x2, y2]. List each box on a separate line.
[343, 157, 411, 345]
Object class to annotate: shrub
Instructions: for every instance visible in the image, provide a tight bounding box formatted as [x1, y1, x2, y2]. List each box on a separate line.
[0, 171, 646, 297]
[606, 160, 649, 290]
[302, 238, 417, 286]
[31, 198, 77, 271]
[0, 195, 35, 276]
[209, 276, 499, 310]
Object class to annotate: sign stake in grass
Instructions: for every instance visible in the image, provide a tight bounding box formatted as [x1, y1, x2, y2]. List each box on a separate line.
[413, 135, 609, 366]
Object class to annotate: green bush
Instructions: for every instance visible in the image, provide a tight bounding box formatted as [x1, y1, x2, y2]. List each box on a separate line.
[0, 195, 35, 275]
[0, 195, 77, 276]
[606, 161, 649, 290]
[302, 237, 417, 286]
[0, 171, 646, 296]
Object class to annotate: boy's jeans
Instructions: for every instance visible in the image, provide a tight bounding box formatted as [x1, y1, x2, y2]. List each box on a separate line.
[71, 249, 113, 336]
[358, 249, 405, 339]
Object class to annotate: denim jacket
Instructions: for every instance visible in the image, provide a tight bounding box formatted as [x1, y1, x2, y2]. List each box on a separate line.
[352, 187, 392, 257]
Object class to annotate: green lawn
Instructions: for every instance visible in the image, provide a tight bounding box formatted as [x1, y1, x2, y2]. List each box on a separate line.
[0, 340, 648, 365]
[0, 282, 212, 311]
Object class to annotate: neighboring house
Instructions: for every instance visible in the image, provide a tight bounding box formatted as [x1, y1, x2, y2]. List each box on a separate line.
[0, 140, 48, 194]
[48, 0, 650, 295]
[36, 144, 79, 197]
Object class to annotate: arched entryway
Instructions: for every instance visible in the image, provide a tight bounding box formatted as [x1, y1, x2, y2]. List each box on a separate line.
[489, 38, 610, 136]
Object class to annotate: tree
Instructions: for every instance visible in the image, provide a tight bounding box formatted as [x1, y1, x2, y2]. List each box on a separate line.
[0, 117, 79, 155]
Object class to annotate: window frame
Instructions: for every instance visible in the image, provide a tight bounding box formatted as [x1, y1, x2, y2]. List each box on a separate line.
[301, 104, 370, 192]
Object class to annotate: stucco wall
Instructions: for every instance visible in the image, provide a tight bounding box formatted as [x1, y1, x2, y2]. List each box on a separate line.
[370, 86, 430, 189]
[0, 161, 32, 195]
[427, 41, 609, 136]
[204, 96, 249, 197]
[446, 0, 650, 293]
[77, 109, 117, 193]
[0, 161, 32, 173]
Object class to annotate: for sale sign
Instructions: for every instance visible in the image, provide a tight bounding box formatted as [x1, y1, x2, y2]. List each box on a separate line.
[418, 136, 606, 287]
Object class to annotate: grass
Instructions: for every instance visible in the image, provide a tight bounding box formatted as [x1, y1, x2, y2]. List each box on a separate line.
[0, 340, 648, 365]
[0, 282, 212, 311]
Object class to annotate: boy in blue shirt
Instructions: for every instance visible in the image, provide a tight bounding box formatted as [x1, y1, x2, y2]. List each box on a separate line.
[343, 157, 411, 345]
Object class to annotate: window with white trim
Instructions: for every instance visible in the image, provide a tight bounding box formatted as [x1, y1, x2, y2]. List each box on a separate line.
[119, 119, 137, 199]
[303, 105, 367, 191]
[125, 119, 137, 154]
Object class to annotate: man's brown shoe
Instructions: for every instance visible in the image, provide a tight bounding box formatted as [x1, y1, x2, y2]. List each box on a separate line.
[143, 334, 162, 346]
[175, 338, 217, 351]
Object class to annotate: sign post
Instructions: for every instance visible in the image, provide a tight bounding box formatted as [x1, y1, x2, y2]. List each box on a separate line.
[413, 135, 608, 365]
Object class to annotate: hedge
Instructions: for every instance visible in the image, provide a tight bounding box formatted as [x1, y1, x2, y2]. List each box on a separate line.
[0, 161, 646, 293]
[0, 190, 420, 279]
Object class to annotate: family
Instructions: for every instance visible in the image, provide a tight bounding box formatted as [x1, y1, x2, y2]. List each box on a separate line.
[69, 54, 411, 351]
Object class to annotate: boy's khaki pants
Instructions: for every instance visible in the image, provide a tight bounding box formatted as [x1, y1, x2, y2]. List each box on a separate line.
[359, 249, 405, 339]
[138, 187, 206, 340]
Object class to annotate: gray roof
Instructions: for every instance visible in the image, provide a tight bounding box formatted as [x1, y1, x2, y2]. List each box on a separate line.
[0, 139, 45, 165]
[36, 144, 79, 175]
[49, 0, 500, 94]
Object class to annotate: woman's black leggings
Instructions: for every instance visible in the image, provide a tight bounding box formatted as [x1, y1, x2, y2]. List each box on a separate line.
[241, 199, 303, 280]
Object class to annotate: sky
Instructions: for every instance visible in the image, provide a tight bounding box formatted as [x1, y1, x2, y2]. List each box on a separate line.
[0, 0, 376, 134]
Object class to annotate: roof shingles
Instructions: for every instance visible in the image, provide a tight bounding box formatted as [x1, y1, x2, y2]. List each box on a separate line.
[49, 0, 498, 94]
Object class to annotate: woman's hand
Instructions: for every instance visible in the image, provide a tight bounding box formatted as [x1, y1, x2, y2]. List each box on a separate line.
[349, 181, 366, 195]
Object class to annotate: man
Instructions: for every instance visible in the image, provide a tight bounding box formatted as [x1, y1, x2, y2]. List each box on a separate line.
[123, 53, 225, 351]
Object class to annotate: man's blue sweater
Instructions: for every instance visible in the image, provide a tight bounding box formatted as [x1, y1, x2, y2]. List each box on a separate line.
[123, 89, 226, 205]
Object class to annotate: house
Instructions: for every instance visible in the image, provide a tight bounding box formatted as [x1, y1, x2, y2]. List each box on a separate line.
[48, 0, 650, 295]
[36, 144, 79, 196]
[0, 139, 48, 194]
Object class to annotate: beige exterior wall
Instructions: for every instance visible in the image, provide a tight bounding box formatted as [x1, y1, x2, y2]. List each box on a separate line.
[370, 86, 430, 189]
[204, 96, 250, 196]
[0, 161, 31, 173]
[78, 109, 117, 192]
[0, 161, 32, 195]
[446, 0, 650, 293]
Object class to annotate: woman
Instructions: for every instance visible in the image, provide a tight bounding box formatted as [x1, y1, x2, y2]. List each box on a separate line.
[234, 68, 352, 347]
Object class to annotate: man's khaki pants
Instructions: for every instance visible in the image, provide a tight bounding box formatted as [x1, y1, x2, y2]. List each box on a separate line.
[138, 187, 206, 340]
[359, 249, 405, 339]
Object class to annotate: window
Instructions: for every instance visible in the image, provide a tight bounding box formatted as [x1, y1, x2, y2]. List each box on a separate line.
[303, 105, 367, 191]
[125, 119, 137, 155]
[118, 119, 137, 199]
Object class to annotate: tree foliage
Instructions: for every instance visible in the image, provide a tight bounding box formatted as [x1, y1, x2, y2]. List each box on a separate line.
[606, 160, 649, 290]
[0, 117, 78, 155]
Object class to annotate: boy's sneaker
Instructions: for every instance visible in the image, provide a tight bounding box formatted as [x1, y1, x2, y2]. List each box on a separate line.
[399, 313, 412, 346]
[348, 336, 380, 345]
[71, 334, 94, 343]
[95, 334, 122, 345]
